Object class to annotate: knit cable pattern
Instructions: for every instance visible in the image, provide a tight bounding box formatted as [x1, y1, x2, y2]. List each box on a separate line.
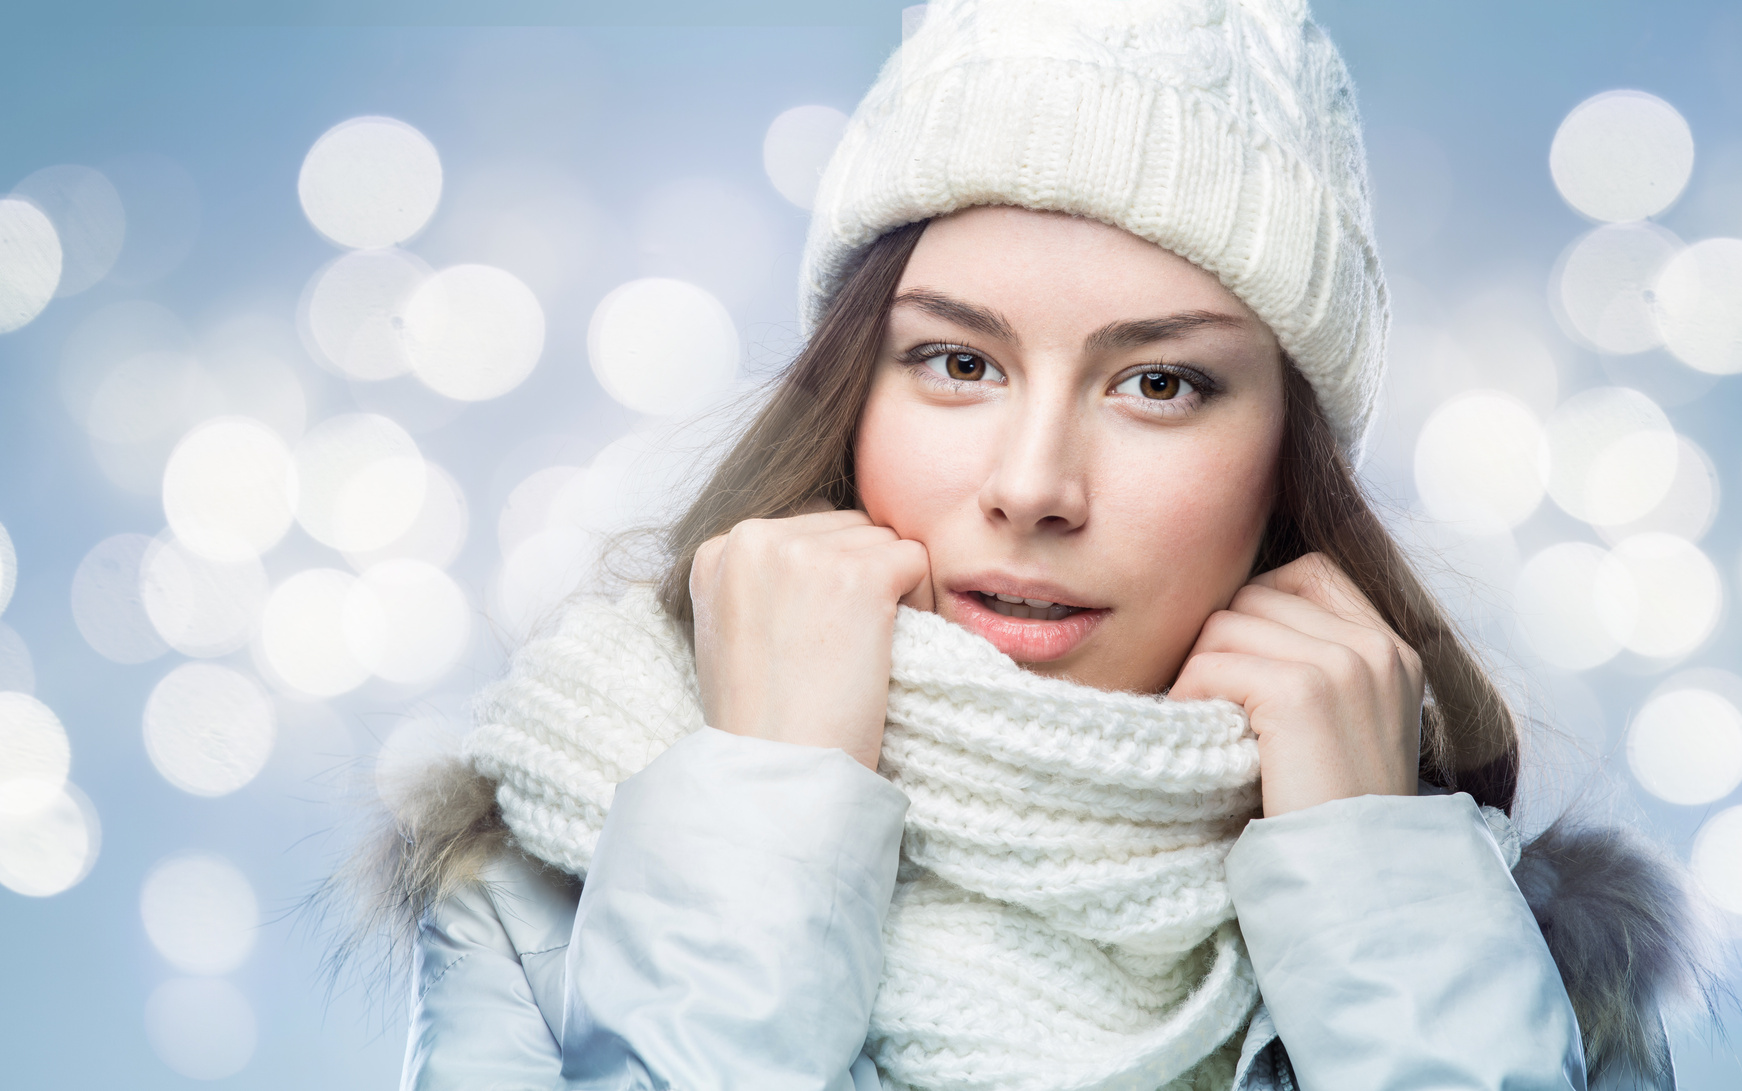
[467, 586, 1263, 1090]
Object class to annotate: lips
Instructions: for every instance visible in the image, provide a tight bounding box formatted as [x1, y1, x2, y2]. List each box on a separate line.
[945, 579, 1109, 662]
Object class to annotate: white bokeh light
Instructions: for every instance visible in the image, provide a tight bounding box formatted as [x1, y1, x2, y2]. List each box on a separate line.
[588, 278, 738, 415]
[493, 526, 595, 641]
[0, 622, 32, 695]
[1514, 542, 1628, 671]
[293, 413, 426, 552]
[343, 461, 468, 571]
[1413, 392, 1545, 533]
[1692, 806, 1742, 917]
[11, 164, 126, 296]
[303, 247, 432, 380]
[401, 263, 545, 401]
[143, 663, 276, 797]
[343, 560, 471, 686]
[140, 852, 259, 976]
[162, 417, 299, 563]
[375, 717, 461, 825]
[140, 537, 268, 659]
[83, 350, 219, 446]
[71, 533, 169, 664]
[763, 105, 849, 209]
[1652, 237, 1742, 375]
[1627, 688, 1742, 806]
[1540, 386, 1676, 527]
[1549, 90, 1694, 223]
[498, 465, 586, 559]
[0, 197, 62, 333]
[1554, 223, 1680, 354]
[260, 568, 370, 697]
[1596, 434, 1718, 545]
[0, 781, 99, 897]
[0, 692, 69, 816]
[0, 520, 14, 615]
[144, 977, 257, 1081]
[298, 116, 442, 249]
[1596, 533, 1722, 660]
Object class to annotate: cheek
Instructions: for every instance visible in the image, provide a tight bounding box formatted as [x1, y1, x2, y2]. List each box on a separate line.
[855, 383, 988, 535]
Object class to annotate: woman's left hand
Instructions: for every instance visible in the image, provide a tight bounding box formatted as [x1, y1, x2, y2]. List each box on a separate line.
[1169, 552, 1424, 818]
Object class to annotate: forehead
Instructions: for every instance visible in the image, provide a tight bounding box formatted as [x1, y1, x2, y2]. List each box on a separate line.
[895, 206, 1266, 332]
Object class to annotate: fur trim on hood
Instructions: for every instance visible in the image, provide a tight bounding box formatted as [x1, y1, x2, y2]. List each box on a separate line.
[329, 759, 1723, 1086]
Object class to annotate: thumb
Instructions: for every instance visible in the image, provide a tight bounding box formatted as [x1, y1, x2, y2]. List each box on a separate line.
[893, 540, 935, 614]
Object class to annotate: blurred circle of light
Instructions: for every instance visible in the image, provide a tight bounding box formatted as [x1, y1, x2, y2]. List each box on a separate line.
[1514, 542, 1628, 670]
[1652, 237, 1742, 375]
[293, 413, 427, 552]
[588, 278, 738, 415]
[343, 461, 469, 571]
[342, 560, 471, 686]
[140, 537, 268, 658]
[1596, 434, 1718, 545]
[71, 533, 170, 664]
[1549, 90, 1694, 223]
[144, 978, 257, 1081]
[493, 526, 595, 642]
[1626, 688, 1742, 806]
[0, 692, 70, 815]
[84, 350, 219, 445]
[0, 622, 33, 694]
[0, 520, 14, 615]
[1594, 533, 1721, 659]
[1692, 806, 1742, 916]
[763, 105, 850, 209]
[0, 781, 100, 897]
[260, 568, 371, 697]
[163, 417, 299, 563]
[402, 264, 546, 401]
[498, 465, 586, 559]
[1413, 392, 1544, 533]
[140, 852, 259, 975]
[0, 197, 63, 333]
[11, 164, 126, 296]
[297, 116, 442, 249]
[58, 299, 189, 426]
[1554, 223, 1680, 354]
[302, 247, 432, 380]
[1540, 386, 1676, 527]
[375, 717, 460, 825]
[143, 663, 276, 797]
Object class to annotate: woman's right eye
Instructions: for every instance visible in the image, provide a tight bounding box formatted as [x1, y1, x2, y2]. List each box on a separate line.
[923, 351, 1005, 383]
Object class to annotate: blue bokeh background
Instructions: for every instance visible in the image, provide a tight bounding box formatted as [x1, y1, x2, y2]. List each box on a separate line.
[2, 2, 1739, 1086]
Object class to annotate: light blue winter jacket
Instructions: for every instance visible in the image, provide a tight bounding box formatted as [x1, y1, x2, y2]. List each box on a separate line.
[399, 727, 1665, 1091]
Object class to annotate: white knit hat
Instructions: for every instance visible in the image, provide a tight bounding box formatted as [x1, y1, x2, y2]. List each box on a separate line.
[798, 0, 1389, 457]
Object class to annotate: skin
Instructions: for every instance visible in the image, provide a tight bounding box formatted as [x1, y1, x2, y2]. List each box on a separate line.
[691, 206, 1422, 817]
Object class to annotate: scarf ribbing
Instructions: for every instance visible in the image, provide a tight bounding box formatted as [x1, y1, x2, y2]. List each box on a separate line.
[466, 586, 1263, 1090]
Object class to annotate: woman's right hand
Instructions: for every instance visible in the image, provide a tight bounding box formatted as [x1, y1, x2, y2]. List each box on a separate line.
[689, 506, 933, 770]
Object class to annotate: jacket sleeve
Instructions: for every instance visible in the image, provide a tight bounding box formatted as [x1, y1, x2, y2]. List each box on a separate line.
[402, 866, 570, 1091]
[1225, 792, 1589, 1091]
[559, 726, 909, 1091]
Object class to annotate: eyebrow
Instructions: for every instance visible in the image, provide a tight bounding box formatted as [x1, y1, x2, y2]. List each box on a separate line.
[891, 289, 1020, 343]
[892, 289, 1249, 353]
[1082, 311, 1250, 352]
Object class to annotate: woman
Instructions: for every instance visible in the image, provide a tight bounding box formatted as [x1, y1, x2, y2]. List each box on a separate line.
[354, 2, 1711, 1088]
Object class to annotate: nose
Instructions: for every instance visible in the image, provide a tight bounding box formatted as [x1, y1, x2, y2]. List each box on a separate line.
[977, 392, 1090, 534]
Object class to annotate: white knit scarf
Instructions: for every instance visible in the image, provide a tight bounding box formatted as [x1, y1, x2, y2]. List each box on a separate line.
[467, 586, 1264, 1091]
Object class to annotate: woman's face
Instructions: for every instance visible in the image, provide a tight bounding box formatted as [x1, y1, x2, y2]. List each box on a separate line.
[855, 206, 1286, 693]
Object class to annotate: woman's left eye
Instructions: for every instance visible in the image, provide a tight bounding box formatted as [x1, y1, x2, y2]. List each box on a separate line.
[923, 351, 1005, 383]
[1113, 370, 1194, 400]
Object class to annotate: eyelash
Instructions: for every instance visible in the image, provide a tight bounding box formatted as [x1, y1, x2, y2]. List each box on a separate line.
[896, 342, 1221, 412]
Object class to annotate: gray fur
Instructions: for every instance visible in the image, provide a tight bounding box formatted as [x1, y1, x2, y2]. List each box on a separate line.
[1512, 818, 1724, 1087]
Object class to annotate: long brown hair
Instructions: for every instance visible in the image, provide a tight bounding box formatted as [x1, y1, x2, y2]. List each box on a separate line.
[655, 219, 1520, 812]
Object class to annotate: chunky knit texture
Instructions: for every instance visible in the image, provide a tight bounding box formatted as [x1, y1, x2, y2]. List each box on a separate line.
[799, 0, 1388, 456]
[466, 586, 1264, 1090]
